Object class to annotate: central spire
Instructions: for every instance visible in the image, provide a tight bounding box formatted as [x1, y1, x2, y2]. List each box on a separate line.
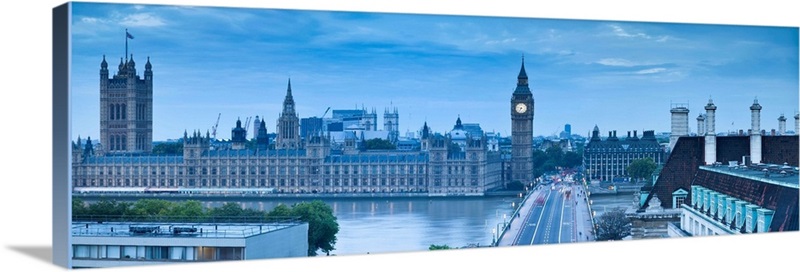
[282, 78, 295, 114]
[518, 55, 528, 83]
[514, 55, 531, 94]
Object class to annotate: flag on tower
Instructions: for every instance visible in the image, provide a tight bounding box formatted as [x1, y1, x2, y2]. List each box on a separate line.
[126, 31, 134, 39]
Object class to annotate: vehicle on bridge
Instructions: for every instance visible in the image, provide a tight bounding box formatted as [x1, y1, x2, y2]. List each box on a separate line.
[534, 195, 545, 206]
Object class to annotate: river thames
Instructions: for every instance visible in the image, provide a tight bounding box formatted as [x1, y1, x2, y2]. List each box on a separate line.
[202, 196, 519, 256]
[78, 192, 634, 257]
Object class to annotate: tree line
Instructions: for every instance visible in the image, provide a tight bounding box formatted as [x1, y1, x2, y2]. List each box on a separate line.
[73, 198, 339, 256]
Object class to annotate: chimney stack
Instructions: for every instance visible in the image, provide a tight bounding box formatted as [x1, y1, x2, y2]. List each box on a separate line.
[750, 98, 762, 164]
[704, 99, 717, 165]
[778, 114, 787, 135]
[696, 114, 706, 136]
[670, 104, 690, 151]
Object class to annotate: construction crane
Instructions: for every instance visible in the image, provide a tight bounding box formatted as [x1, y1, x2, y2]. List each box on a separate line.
[211, 113, 221, 139]
[244, 116, 252, 139]
[322, 107, 331, 118]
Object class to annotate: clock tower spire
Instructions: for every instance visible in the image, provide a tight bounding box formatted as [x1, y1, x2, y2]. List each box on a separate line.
[510, 56, 534, 188]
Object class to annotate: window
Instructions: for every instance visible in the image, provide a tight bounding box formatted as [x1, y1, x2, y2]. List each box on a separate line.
[217, 247, 243, 260]
[675, 196, 686, 209]
[145, 246, 169, 260]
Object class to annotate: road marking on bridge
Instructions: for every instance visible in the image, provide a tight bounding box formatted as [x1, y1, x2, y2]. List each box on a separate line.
[530, 188, 552, 245]
[558, 191, 566, 243]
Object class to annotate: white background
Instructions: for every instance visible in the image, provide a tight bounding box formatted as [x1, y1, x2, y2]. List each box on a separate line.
[1, 1, 798, 271]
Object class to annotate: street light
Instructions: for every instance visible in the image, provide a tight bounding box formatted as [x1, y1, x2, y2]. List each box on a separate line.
[495, 223, 504, 245]
[492, 227, 497, 246]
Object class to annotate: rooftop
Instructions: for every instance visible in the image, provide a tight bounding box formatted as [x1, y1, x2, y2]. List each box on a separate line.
[72, 216, 303, 239]
[701, 163, 799, 189]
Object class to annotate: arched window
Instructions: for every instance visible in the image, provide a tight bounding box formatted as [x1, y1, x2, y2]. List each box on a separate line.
[109, 104, 115, 120]
[115, 104, 121, 120]
[110, 136, 116, 151]
[121, 104, 126, 120]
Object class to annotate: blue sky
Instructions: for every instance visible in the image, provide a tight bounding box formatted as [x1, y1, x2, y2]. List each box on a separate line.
[69, 2, 799, 142]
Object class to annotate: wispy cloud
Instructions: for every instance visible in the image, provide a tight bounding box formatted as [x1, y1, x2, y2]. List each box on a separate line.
[80, 17, 103, 24]
[635, 68, 667, 74]
[596, 58, 638, 67]
[609, 24, 672, 42]
[120, 13, 166, 27]
[68, 3, 798, 140]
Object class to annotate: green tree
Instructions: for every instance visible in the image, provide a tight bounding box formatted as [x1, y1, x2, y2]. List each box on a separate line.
[545, 146, 564, 166]
[561, 151, 583, 168]
[129, 199, 176, 217]
[266, 204, 293, 217]
[291, 200, 339, 256]
[86, 199, 131, 217]
[169, 200, 205, 218]
[209, 202, 246, 217]
[595, 208, 632, 241]
[429, 244, 451, 250]
[364, 138, 395, 150]
[627, 158, 658, 182]
[73, 198, 88, 216]
[152, 142, 183, 155]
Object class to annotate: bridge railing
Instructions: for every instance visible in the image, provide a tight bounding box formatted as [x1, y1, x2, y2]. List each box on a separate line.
[494, 185, 536, 246]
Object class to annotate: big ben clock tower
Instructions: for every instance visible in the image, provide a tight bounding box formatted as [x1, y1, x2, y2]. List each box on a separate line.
[511, 57, 534, 187]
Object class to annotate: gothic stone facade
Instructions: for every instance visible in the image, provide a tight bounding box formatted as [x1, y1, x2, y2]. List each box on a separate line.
[71, 55, 506, 196]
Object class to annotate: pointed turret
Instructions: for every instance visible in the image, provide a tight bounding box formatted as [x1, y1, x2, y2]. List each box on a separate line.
[590, 125, 600, 141]
[514, 56, 531, 94]
[276, 79, 301, 149]
[518, 55, 528, 84]
[100, 55, 108, 69]
[83, 136, 94, 157]
[282, 79, 296, 115]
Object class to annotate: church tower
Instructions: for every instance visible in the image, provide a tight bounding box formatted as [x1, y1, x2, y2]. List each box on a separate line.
[384, 106, 399, 143]
[510, 57, 534, 186]
[276, 79, 301, 149]
[99, 50, 153, 154]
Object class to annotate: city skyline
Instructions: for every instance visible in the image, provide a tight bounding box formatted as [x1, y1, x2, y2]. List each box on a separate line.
[70, 3, 799, 142]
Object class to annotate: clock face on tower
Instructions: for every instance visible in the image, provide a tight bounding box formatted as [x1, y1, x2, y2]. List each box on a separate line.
[515, 103, 527, 114]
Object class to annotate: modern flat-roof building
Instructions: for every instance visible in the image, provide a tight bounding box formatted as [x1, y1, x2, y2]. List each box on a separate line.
[70, 218, 308, 268]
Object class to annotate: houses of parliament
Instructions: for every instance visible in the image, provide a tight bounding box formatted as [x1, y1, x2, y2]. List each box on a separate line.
[71, 51, 536, 196]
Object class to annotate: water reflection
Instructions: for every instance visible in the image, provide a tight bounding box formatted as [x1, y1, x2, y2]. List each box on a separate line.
[203, 197, 517, 256]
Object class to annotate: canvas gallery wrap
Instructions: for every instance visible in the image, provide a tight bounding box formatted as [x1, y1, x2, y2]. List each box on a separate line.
[52, 1, 799, 269]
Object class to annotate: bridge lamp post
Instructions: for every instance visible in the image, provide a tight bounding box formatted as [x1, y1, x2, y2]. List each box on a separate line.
[492, 227, 497, 246]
